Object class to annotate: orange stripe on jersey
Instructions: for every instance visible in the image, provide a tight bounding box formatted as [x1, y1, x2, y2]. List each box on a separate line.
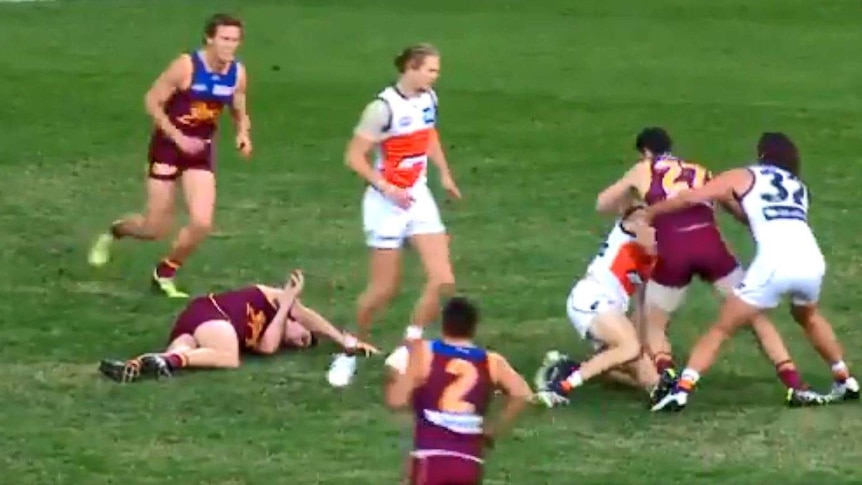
[608, 242, 655, 295]
[380, 127, 433, 188]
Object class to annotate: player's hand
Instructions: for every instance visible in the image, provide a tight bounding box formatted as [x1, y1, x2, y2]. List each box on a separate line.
[282, 270, 305, 297]
[440, 173, 461, 200]
[236, 132, 252, 158]
[354, 339, 380, 357]
[175, 134, 207, 155]
[383, 184, 414, 209]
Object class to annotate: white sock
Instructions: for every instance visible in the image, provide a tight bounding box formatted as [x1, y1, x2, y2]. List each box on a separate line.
[831, 360, 848, 381]
[565, 370, 584, 389]
[680, 368, 700, 388]
[404, 325, 423, 340]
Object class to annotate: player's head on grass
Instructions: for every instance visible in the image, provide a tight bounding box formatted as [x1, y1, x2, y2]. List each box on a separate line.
[394, 43, 440, 93]
[203, 13, 244, 64]
[635, 127, 673, 159]
[757, 132, 800, 176]
[442, 296, 479, 340]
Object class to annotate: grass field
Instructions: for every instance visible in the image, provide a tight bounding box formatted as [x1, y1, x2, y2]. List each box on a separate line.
[1, 0, 861, 483]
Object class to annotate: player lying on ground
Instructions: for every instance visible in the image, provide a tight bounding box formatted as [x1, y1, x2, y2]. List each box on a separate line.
[100, 270, 377, 382]
[648, 132, 859, 412]
[595, 127, 813, 397]
[385, 297, 532, 485]
[534, 206, 676, 408]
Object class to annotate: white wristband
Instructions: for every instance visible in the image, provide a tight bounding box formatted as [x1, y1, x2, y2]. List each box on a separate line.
[404, 325, 423, 341]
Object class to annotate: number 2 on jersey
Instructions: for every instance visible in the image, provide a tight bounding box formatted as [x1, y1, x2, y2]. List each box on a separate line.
[761, 170, 806, 205]
[438, 358, 478, 413]
[655, 160, 710, 197]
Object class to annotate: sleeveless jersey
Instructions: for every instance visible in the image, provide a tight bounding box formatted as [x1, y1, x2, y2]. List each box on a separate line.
[412, 340, 492, 459]
[163, 51, 240, 140]
[644, 154, 716, 236]
[207, 285, 278, 350]
[584, 221, 655, 306]
[374, 86, 438, 189]
[737, 164, 821, 259]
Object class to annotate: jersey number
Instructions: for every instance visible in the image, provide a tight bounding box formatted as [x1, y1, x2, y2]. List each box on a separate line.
[438, 358, 478, 413]
[761, 170, 806, 205]
[655, 160, 710, 197]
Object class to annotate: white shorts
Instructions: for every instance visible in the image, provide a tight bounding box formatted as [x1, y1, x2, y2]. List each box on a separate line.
[566, 278, 627, 349]
[362, 184, 445, 249]
[733, 253, 826, 309]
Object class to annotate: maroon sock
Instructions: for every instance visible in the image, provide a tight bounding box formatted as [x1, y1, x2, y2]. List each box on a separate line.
[155, 259, 181, 279]
[164, 353, 188, 370]
[776, 362, 804, 390]
[654, 353, 675, 374]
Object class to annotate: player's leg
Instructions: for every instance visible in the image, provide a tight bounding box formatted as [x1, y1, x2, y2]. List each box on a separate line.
[788, 270, 859, 402]
[88, 169, 177, 267]
[152, 168, 216, 297]
[407, 184, 455, 336]
[713, 266, 806, 391]
[328, 188, 406, 387]
[643, 279, 687, 373]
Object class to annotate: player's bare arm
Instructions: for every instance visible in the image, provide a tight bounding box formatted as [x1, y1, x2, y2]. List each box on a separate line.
[290, 301, 379, 355]
[144, 54, 192, 144]
[231, 64, 252, 157]
[254, 271, 304, 354]
[486, 353, 531, 443]
[645, 169, 748, 221]
[385, 340, 427, 410]
[428, 128, 461, 199]
[596, 162, 648, 214]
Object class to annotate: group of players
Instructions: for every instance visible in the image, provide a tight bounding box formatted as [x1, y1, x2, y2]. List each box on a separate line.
[536, 128, 860, 412]
[89, 12, 858, 485]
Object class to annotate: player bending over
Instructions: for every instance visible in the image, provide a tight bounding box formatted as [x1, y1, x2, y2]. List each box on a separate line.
[100, 270, 377, 382]
[595, 127, 812, 398]
[386, 297, 532, 485]
[535, 206, 675, 408]
[649, 132, 859, 412]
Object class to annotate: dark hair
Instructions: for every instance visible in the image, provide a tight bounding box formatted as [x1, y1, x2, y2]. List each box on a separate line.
[203, 13, 243, 42]
[635, 127, 673, 156]
[441, 296, 479, 339]
[757, 132, 800, 176]
[394, 43, 439, 73]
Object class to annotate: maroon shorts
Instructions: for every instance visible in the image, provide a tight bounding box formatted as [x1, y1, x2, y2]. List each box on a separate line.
[148, 132, 215, 181]
[408, 454, 483, 485]
[167, 296, 225, 343]
[651, 225, 739, 288]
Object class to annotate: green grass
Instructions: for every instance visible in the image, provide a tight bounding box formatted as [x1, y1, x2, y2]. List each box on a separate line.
[1, 0, 861, 483]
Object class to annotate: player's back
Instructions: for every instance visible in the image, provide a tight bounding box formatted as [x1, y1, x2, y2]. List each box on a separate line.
[738, 164, 821, 260]
[208, 285, 277, 350]
[643, 155, 716, 236]
[412, 340, 493, 460]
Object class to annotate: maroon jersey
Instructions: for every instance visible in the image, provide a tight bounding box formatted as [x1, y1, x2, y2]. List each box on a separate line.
[644, 155, 716, 235]
[412, 340, 493, 460]
[148, 51, 239, 180]
[643, 155, 738, 287]
[208, 285, 278, 351]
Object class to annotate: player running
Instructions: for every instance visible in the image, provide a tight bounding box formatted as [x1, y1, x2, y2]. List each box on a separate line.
[385, 297, 532, 485]
[648, 132, 859, 411]
[596, 127, 811, 396]
[328, 43, 462, 387]
[99, 270, 378, 382]
[534, 206, 676, 408]
[88, 13, 253, 298]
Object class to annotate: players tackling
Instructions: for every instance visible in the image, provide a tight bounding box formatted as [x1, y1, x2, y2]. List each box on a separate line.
[99, 270, 377, 382]
[596, 127, 812, 397]
[648, 132, 859, 411]
[535, 206, 675, 407]
[386, 297, 532, 485]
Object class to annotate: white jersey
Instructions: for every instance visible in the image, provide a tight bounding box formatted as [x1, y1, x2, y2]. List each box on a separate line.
[738, 165, 822, 261]
[565, 220, 654, 343]
[733, 164, 826, 309]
